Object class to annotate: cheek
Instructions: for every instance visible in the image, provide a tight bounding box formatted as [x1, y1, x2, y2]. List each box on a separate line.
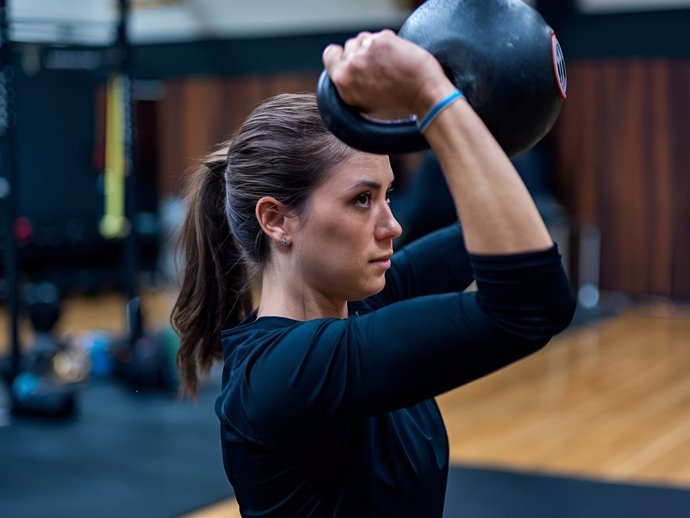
[322, 219, 387, 297]
[301, 212, 370, 277]
[310, 208, 365, 252]
[319, 221, 364, 269]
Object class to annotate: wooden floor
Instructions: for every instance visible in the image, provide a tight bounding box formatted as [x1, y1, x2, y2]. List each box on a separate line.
[0, 289, 178, 353]
[439, 303, 690, 486]
[2, 295, 690, 518]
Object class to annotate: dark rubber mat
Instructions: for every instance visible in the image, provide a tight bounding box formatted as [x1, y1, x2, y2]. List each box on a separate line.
[444, 465, 690, 518]
[0, 376, 232, 518]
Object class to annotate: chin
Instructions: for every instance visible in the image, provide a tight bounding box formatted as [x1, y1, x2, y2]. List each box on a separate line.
[342, 271, 387, 303]
[359, 277, 387, 300]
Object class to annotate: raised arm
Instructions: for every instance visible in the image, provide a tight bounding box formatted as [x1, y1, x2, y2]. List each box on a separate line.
[221, 32, 575, 447]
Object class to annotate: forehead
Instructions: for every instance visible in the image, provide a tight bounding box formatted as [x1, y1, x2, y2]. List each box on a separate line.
[322, 152, 394, 191]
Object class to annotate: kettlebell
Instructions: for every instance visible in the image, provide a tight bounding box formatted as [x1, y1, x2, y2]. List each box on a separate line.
[317, 0, 567, 156]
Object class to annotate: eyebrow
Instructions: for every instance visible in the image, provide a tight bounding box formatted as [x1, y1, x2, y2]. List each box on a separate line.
[347, 178, 395, 192]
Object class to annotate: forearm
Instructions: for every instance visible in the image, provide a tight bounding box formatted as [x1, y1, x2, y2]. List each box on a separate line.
[420, 91, 553, 254]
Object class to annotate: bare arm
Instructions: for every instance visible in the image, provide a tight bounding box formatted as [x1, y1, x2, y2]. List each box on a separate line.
[323, 30, 553, 254]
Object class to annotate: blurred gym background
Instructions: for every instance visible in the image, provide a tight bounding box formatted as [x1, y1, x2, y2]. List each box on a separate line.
[0, 0, 689, 517]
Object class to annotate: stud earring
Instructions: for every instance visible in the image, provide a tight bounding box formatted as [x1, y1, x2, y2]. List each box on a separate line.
[281, 237, 288, 247]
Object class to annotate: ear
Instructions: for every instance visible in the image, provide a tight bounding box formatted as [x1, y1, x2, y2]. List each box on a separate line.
[255, 196, 292, 245]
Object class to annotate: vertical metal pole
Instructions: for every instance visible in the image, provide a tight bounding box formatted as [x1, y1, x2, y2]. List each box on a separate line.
[117, 0, 138, 301]
[0, 0, 20, 383]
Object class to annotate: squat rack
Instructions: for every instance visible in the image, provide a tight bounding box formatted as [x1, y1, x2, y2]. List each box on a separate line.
[0, 0, 140, 412]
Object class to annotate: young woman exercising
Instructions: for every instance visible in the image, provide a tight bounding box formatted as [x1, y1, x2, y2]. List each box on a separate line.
[172, 30, 575, 517]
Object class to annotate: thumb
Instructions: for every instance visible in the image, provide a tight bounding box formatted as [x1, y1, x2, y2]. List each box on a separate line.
[322, 44, 344, 72]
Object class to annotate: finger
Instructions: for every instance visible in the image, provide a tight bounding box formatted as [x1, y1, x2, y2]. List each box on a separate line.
[343, 31, 374, 58]
[355, 31, 373, 47]
[343, 36, 363, 59]
[369, 29, 396, 48]
[322, 44, 343, 70]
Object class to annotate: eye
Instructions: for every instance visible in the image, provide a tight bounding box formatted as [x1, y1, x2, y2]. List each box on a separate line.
[354, 192, 371, 208]
[386, 187, 394, 204]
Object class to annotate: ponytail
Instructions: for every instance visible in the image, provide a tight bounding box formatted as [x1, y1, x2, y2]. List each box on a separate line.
[171, 144, 254, 397]
[171, 93, 355, 397]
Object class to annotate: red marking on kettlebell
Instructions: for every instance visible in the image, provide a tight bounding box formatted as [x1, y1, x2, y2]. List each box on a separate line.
[551, 32, 567, 101]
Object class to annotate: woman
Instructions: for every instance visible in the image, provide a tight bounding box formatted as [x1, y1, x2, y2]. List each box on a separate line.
[172, 31, 575, 517]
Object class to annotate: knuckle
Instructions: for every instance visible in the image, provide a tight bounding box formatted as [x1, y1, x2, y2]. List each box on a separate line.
[349, 56, 367, 73]
[330, 68, 344, 84]
[340, 74, 355, 89]
[375, 34, 393, 49]
[332, 69, 353, 89]
[380, 29, 396, 41]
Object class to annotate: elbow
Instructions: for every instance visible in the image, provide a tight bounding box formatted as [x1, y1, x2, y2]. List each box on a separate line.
[471, 245, 578, 344]
[532, 287, 576, 341]
[533, 282, 578, 340]
[527, 290, 576, 354]
[477, 282, 576, 344]
[535, 253, 578, 336]
[506, 290, 576, 355]
[549, 286, 577, 335]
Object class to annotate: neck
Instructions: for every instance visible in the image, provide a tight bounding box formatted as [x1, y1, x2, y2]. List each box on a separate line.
[257, 262, 348, 321]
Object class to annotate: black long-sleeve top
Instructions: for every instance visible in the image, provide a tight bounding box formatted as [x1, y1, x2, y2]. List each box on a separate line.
[216, 224, 575, 517]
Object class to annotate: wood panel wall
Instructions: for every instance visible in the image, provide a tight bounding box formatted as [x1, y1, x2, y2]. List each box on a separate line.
[155, 63, 690, 299]
[552, 60, 690, 298]
[156, 72, 319, 197]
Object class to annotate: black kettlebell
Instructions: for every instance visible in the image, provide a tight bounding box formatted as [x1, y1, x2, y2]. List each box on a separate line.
[317, 0, 567, 156]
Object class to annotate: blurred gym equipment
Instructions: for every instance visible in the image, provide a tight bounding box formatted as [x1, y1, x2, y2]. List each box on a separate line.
[0, 0, 88, 418]
[0, 0, 178, 422]
[104, 0, 179, 393]
[9, 283, 86, 418]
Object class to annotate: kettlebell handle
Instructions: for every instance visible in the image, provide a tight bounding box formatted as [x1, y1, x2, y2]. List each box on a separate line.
[316, 70, 430, 155]
[316, 0, 566, 157]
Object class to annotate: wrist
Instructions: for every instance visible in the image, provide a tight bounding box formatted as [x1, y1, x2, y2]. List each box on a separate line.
[416, 89, 464, 133]
[411, 75, 457, 121]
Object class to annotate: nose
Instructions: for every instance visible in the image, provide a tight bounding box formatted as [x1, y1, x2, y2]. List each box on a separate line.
[375, 203, 403, 241]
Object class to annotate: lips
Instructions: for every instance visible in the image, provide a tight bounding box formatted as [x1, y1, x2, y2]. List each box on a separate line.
[370, 251, 392, 262]
[369, 253, 393, 269]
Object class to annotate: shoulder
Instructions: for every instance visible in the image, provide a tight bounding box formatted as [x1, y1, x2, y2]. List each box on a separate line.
[221, 316, 359, 385]
[216, 317, 358, 444]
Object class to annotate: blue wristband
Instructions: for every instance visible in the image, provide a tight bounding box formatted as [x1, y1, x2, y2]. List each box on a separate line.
[416, 89, 464, 133]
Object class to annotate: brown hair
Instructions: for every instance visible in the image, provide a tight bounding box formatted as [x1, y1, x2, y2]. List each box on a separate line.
[171, 93, 354, 396]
